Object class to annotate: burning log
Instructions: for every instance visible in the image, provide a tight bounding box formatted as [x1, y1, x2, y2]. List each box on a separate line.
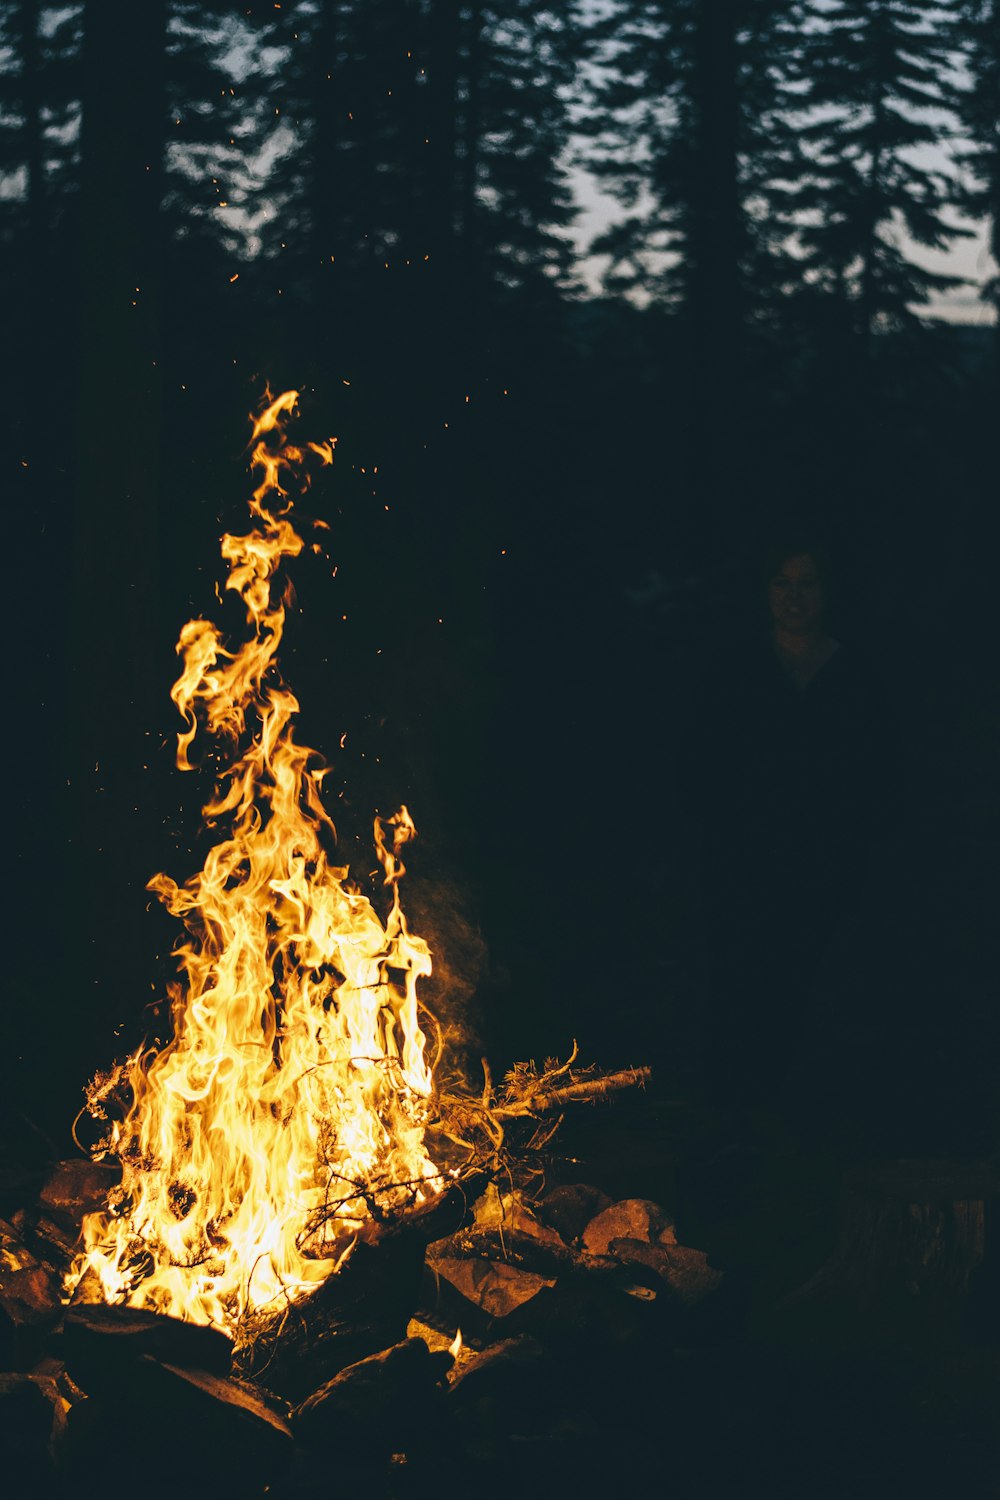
[0, 1218, 63, 1369]
[234, 1229, 429, 1401]
[292, 1336, 452, 1449]
[61, 1303, 233, 1396]
[38, 1160, 121, 1228]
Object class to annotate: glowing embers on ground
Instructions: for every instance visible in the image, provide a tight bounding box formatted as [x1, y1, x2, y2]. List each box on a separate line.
[68, 390, 440, 1335]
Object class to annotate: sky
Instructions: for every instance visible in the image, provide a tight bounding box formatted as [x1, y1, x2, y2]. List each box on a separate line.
[219, 8, 998, 328]
[569, 166, 997, 324]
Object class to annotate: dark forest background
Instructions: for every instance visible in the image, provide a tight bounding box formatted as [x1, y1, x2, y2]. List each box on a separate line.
[2, 0, 997, 1147]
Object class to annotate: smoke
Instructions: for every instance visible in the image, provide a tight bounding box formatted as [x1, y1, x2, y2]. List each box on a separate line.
[404, 873, 487, 1081]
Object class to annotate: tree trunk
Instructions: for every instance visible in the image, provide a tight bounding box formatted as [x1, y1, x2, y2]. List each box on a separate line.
[310, 0, 343, 331]
[20, 0, 46, 278]
[688, 0, 741, 539]
[458, 0, 484, 335]
[778, 1160, 999, 1347]
[426, 0, 461, 284]
[19, 0, 47, 456]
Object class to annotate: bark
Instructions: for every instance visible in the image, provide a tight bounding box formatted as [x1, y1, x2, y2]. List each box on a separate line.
[426, 0, 461, 280]
[310, 0, 342, 325]
[492, 1065, 653, 1119]
[20, 1, 46, 275]
[690, 0, 741, 387]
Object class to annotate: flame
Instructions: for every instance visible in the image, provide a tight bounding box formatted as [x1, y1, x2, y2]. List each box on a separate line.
[449, 1328, 463, 1359]
[69, 391, 439, 1333]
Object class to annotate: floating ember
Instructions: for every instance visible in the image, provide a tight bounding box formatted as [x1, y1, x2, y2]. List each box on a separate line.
[68, 391, 441, 1335]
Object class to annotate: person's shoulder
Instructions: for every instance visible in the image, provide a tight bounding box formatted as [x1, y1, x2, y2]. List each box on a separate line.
[815, 639, 890, 710]
[824, 639, 880, 685]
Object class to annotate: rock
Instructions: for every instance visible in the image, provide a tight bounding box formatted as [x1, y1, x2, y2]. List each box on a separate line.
[433, 1256, 554, 1318]
[535, 1183, 613, 1245]
[293, 1337, 451, 1450]
[0, 1249, 63, 1369]
[470, 1182, 506, 1230]
[61, 1303, 233, 1395]
[500, 1276, 658, 1355]
[610, 1239, 724, 1309]
[448, 1335, 549, 1412]
[0, 1371, 63, 1483]
[581, 1198, 677, 1256]
[471, 1186, 568, 1252]
[415, 1260, 494, 1342]
[56, 1356, 292, 1496]
[38, 1160, 121, 1228]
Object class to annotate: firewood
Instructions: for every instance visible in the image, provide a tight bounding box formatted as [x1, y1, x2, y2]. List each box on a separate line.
[447, 1334, 548, 1409]
[429, 1223, 632, 1284]
[491, 1065, 653, 1118]
[429, 1048, 652, 1174]
[61, 1303, 234, 1396]
[0, 1219, 63, 1369]
[234, 1230, 428, 1401]
[293, 1336, 451, 1449]
[38, 1160, 120, 1229]
[10, 1209, 80, 1272]
[56, 1355, 293, 1497]
[0, 1372, 62, 1487]
[498, 1274, 660, 1355]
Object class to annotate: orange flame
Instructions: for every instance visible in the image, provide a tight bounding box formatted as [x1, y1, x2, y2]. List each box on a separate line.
[69, 391, 439, 1333]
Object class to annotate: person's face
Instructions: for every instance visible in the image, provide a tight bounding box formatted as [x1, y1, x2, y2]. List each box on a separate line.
[768, 553, 825, 635]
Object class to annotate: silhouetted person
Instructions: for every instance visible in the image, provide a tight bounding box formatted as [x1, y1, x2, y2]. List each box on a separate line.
[691, 542, 894, 1130]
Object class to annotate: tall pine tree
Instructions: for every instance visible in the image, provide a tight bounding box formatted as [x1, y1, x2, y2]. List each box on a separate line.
[787, 0, 973, 340]
[956, 0, 999, 342]
[580, 0, 804, 339]
[230, 1, 578, 342]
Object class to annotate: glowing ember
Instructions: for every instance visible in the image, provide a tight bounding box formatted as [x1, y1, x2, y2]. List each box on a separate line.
[68, 390, 439, 1334]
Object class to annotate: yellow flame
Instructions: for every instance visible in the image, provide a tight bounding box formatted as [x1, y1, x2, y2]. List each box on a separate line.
[449, 1328, 463, 1359]
[69, 391, 438, 1333]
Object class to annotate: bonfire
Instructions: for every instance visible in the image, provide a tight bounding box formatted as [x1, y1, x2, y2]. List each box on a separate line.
[67, 389, 647, 1348]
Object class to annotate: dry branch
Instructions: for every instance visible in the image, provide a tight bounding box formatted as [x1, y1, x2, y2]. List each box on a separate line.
[426, 1046, 653, 1181]
[490, 1066, 653, 1119]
